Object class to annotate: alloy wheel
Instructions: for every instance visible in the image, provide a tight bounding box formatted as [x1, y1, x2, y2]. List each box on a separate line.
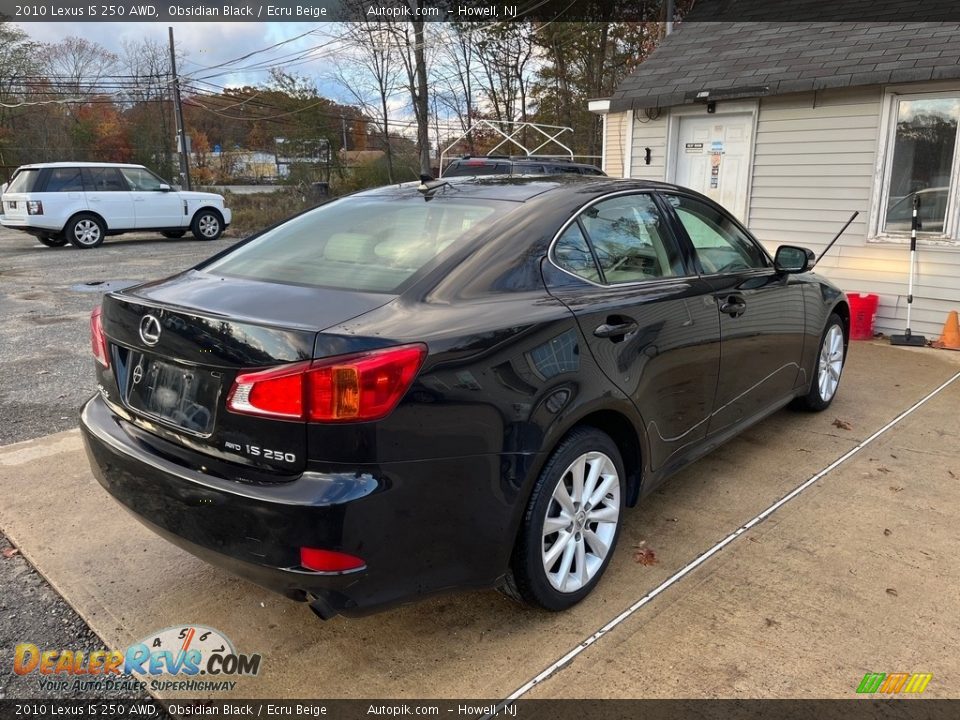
[818, 324, 844, 402]
[541, 451, 621, 593]
[198, 214, 220, 238]
[73, 219, 101, 247]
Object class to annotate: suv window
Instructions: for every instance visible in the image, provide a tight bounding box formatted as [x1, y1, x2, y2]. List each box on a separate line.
[663, 193, 768, 273]
[6, 168, 40, 193]
[120, 167, 167, 191]
[45, 167, 85, 192]
[577, 194, 682, 284]
[82, 167, 128, 192]
[553, 223, 601, 283]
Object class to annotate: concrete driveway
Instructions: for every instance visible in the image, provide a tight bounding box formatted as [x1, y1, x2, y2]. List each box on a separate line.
[1, 340, 958, 700]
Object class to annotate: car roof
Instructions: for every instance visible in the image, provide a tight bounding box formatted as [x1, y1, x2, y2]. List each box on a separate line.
[14, 162, 146, 170]
[355, 175, 686, 203]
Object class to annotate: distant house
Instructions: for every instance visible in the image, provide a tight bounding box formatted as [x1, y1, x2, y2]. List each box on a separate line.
[591, 21, 960, 337]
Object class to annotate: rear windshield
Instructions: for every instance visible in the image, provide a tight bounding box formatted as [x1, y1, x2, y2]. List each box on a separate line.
[6, 169, 40, 194]
[203, 196, 510, 293]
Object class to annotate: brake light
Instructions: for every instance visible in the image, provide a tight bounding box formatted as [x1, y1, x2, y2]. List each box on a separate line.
[300, 547, 365, 572]
[90, 307, 109, 368]
[226, 344, 426, 423]
[27, 200, 43, 215]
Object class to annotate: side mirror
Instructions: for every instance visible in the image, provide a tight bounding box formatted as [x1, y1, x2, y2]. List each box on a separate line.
[774, 245, 816, 274]
[157, 183, 172, 192]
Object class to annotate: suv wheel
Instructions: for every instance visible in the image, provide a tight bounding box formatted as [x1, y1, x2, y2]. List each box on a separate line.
[191, 209, 223, 241]
[502, 427, 624, 610]
[66, 214, 105, 249]
[38, 235, 68, 247]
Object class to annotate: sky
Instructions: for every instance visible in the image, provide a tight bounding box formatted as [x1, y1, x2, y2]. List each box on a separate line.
[15, 22, 343, 95]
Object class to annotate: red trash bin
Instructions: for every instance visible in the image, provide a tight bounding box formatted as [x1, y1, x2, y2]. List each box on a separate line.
[848, 293, 879, 340]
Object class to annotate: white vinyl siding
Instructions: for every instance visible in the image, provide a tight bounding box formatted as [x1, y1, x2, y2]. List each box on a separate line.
[603, 112, 628, 178]
[630, 112, 669, 181]
[748, 86, 960, 338]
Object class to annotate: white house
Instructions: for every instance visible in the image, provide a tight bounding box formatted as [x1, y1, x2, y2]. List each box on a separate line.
[591, 21, 960, 338]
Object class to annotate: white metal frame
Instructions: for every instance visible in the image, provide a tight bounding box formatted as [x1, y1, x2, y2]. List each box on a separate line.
[439, 120, 575, 177]
[869, 85, 960, 246]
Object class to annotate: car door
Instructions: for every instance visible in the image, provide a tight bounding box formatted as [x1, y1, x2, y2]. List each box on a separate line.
[118, 167, 186, 229]
[544, 191, 721, 473]
[82, 167, 136, 230]
[659, 191, 807, 437]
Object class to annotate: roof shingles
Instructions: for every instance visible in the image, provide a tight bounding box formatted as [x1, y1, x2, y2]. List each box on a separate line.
[610, 22, 960, 111]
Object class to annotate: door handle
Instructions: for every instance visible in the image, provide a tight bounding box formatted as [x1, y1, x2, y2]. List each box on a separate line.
[719, 296, 747, 317]
[594, 320, 638, 339]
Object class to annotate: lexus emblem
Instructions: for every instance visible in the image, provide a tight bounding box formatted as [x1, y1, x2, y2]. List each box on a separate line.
[139, 314, 162, 346]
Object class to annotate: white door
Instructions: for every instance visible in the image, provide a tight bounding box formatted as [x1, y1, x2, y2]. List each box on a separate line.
[674, 114, 753, 222]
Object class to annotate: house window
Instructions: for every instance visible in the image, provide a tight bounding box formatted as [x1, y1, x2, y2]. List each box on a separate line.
[881, 94, 960, 237]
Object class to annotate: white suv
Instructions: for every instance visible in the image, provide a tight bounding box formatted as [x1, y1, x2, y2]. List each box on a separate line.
[0, 162, 232, 249]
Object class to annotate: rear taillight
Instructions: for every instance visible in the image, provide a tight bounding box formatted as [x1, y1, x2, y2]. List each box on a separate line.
[300, 547, 365, 573]
[226, 344, 426, 423]
[90, 307, 109, 368]
[27, 200, 43, 215]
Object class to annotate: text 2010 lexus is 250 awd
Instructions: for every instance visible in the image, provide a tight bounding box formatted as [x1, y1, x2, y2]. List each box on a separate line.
[81, 176, 848, 619]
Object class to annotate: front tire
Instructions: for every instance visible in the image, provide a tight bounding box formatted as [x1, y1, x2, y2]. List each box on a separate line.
[38, 234, 67, 247]
[796, 312, 846, 411]
[191, 209, 223, 241]
[66, 214, 105, 249]
[503, 427, 625, 611]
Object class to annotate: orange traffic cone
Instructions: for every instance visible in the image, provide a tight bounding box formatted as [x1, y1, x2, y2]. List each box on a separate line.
[932, 310, 960, 350]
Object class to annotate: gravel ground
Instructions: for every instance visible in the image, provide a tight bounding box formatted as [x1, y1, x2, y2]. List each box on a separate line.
[0, 226, 238, 699]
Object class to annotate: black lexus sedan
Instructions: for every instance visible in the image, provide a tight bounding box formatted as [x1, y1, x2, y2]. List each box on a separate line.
[81, 176, 848, 619]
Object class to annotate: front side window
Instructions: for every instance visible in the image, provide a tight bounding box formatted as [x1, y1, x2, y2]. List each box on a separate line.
[120, 167, 166, 191]
[882, 95, 959, 235]
[83, 168, 128, 192]
[578, 194, 682, 283]
[664, 193, 768, 274]
[45, 168, 84, 193]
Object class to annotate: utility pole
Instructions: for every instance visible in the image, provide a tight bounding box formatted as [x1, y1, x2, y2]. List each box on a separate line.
[168, 26, 191, 191]
[665, 0, 675, 35]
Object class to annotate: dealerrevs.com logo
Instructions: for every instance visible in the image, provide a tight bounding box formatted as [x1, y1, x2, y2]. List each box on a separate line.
[14, 625, 262, 693]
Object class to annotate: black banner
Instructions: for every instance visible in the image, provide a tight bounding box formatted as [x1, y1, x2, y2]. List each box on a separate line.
[0, 700, 958, 720]
[1, 0, 960, 23]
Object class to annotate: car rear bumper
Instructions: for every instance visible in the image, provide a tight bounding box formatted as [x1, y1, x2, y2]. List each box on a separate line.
[0, 216, 61, 234]
[80, 394, 524, 616]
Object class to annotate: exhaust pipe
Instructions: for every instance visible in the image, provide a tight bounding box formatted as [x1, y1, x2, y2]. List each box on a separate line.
[308, 594, 339, 621]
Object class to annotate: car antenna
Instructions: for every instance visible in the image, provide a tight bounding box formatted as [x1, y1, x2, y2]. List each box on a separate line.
[417, 173, 454, 197]
[814, 211, 859, 266]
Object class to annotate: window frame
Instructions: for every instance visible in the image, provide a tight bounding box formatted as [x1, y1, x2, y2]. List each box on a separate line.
[81, 166, 131, 193]
[871, 87, 960, 245]
[547, 189, 697, 287]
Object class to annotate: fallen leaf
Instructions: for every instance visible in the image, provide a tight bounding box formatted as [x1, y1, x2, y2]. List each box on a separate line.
[949, 470, 956, 479]
[2, 547, 19, 558]
[889, 486, 904, 493]
[890, 454, 898, 459]
[877, 466, 891, 474]
[832, 418, 853, 430]
[764, 617, 780, 628]
[665, 517, 678, 523]
[883, 528, 892, 536]
[886, 588, 898, 597]
[633, 545, 658, 566]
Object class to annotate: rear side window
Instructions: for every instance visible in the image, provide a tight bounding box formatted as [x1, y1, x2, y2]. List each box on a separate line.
[6, 169, 40, 193]
[553, 223, 601, 283]
[120, 167, 166, 191]
[82, 167, 128, 192]
[45, 167, 84, 192]
[579, 194, 683, 283]
[203, 197, 510, 293]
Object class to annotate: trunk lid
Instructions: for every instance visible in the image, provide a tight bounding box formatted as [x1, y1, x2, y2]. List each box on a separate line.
[100, 271, 393, 478]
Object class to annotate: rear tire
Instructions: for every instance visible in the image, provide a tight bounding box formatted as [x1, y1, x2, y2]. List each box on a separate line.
[66, 214, 105, 249]
[191, 209, 223, 241]
[38, 235, 67, 247]
[502, 427, 625, 611]
[161, 230, 186, 239]
[795, 312, 846, 411]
